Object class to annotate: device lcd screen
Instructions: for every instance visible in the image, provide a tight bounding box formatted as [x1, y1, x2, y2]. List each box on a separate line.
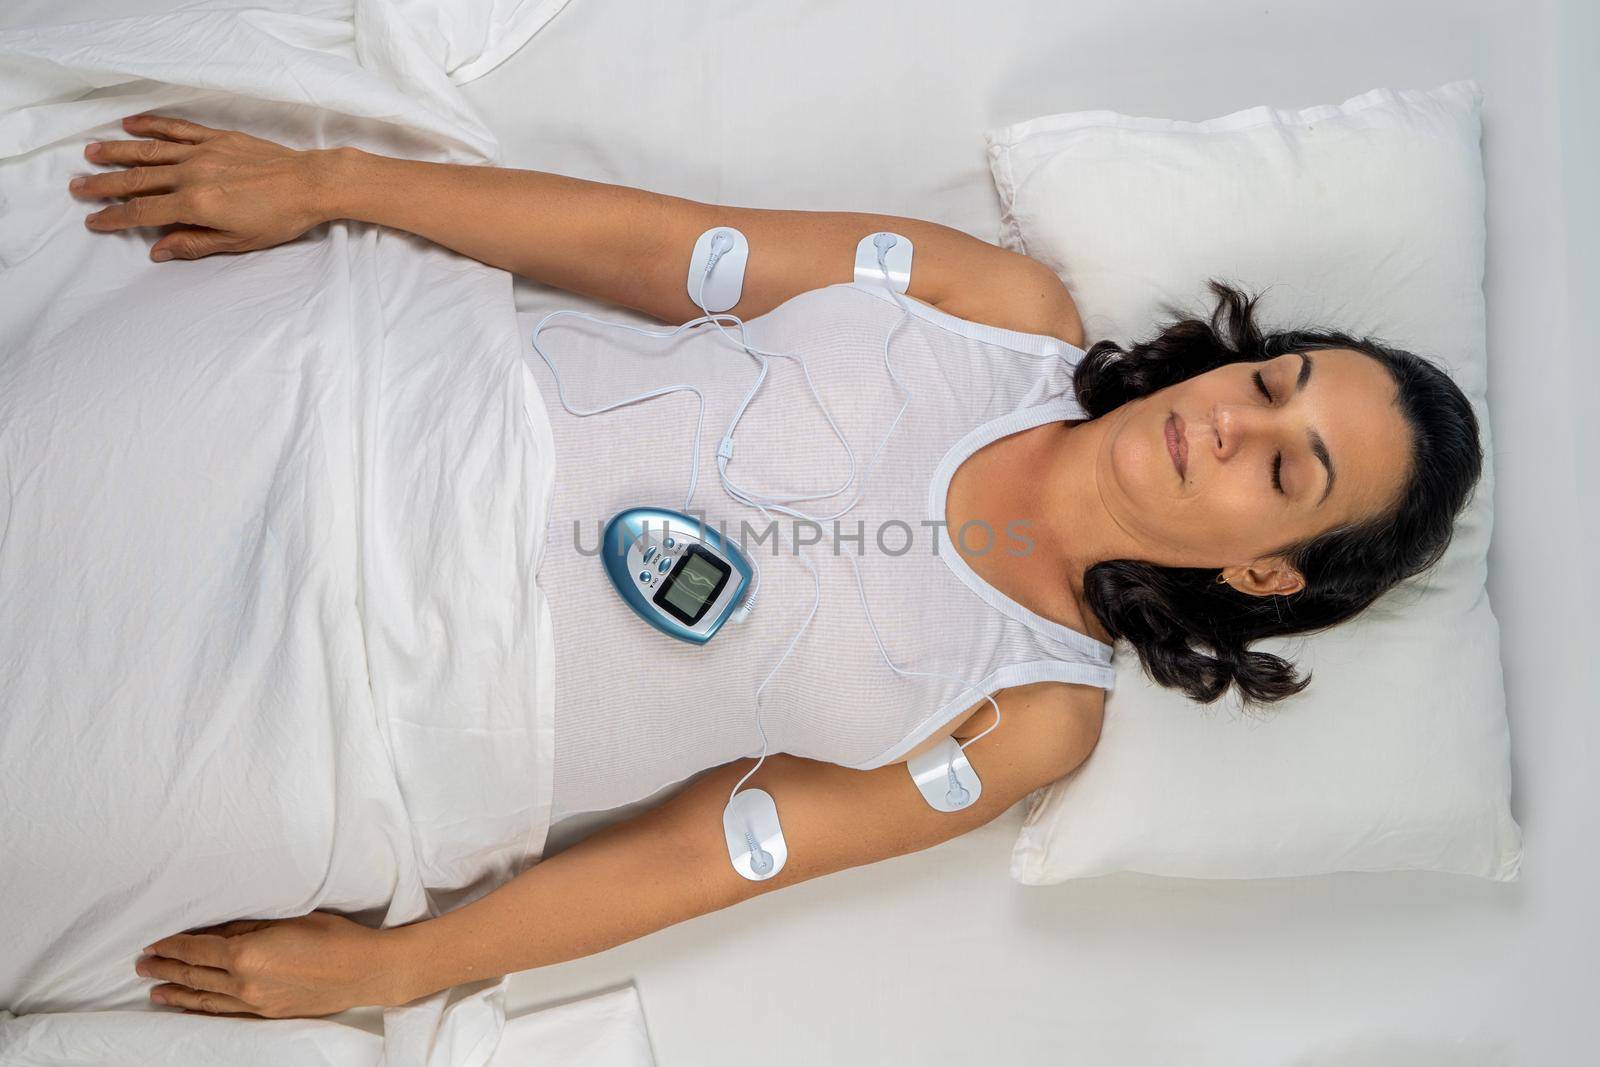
[653, 545, 731, 626]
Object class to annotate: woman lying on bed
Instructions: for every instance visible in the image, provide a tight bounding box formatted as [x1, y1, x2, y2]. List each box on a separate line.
[72, 114, 1483, 1020]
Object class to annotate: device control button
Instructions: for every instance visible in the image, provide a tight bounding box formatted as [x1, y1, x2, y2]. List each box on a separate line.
[638, 570, 652, 583]
[658, 557, 673, 573]
[664, 536, 676, 549]
[642, 546, 657, 564]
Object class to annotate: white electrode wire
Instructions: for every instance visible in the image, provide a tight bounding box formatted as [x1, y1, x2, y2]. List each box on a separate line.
[843, 552, 1002, 756]
[699, 241, 1003, 786]
[692, 244, 911, 803]
[682, 255, 841, 620]
[688, 268, 876, 515]
[532, 255, 838, 516]
[708, 258, 915, 523]
[711, 242, 1000, 794]
[846, 246, 1005, 756]
[690, 260, 866, 511]
[532, 307, 719, 512]
[680, 260, 833, 803]
[725, 526, 821, 806]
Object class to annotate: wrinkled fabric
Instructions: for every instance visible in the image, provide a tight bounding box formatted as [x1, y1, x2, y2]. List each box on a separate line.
[0, 1, 587, 1063]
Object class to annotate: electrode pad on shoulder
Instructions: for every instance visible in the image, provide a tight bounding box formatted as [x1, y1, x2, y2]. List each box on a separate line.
[723, 788, 787, 880]
[687, 226, 749, 313]
[907, 736, 982, 812]
[854, 231, 913, 293]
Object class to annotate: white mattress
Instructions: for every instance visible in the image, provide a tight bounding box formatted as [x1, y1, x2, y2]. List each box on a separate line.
[460, 0, 1597, 1064]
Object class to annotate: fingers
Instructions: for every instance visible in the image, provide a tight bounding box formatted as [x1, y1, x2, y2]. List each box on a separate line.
[81, 137, 192, 171]
[71, 112, 216, 192]
[70, 160, 182, 202]
[138, 953, 239, 996]
[144, 932, 235, 969]
[150, 983, 257, 1017]
[150, 229, 239, 262]
[84, 192, 189, 234]
[120, 113, 226, 144]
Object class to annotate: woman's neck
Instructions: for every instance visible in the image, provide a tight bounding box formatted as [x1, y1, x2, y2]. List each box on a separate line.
[952, 416, 1132, 623]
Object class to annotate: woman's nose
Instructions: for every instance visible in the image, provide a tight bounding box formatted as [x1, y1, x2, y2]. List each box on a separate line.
[1211, 403, 1259, 459]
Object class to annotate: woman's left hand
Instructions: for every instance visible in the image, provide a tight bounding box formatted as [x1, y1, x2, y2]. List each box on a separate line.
[70, 113, 342, 263]
[137, 911, 414, 1018]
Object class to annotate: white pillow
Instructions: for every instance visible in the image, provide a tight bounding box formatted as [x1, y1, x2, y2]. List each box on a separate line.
[983, 81, 1522, 883]
[389, 0, 575, 84]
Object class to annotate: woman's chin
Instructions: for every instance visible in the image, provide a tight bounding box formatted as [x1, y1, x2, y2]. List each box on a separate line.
[1110, 430, 1175, 501]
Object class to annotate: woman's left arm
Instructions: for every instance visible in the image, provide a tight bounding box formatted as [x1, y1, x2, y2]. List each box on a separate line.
[136, 685, 1100, 1019]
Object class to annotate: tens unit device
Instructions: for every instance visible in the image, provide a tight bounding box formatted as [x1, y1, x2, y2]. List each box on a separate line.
[601, 507, 754, 644]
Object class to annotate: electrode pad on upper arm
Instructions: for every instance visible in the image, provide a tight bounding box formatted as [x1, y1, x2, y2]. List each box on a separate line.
[724, 787, 787, 880]
[855, 231, 913, 293]
[907, 736, 982, 812]
[687, 226, 749, 312]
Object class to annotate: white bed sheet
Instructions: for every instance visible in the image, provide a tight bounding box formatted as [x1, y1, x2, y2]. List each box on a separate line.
[462, 1, 1597, 1064]
[0, 2, 646, 1064]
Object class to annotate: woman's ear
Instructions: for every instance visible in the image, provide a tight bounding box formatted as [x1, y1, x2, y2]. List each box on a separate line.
[1218, 558, 1304, 597]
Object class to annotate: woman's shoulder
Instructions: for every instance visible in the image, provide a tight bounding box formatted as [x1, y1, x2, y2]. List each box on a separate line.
[923, 680, 1104, 778]
[830, 274, 1087, 351]
[930, 272, 1086, 350]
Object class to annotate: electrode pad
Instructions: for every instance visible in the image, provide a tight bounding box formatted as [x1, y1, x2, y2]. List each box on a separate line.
[907, 736, 982, 812]
[723, 787, 788, 881]
[854, 231, 913, 293]
[687, 226, 749, 313]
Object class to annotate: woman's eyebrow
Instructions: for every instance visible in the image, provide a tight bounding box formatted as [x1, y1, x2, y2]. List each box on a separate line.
[1293, 353, 1336, 507]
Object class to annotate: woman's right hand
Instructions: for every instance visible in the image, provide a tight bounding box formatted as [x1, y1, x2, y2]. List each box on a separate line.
[70, 113, 346, 263]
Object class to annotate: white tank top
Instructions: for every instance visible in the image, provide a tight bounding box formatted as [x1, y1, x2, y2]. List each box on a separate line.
[524, 281, 1116, 821]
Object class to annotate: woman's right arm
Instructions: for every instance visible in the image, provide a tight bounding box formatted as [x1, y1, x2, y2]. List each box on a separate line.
[74, 113, 1078, 340]
[135, 684, 1099, 1019]
[325, 147, 1078, 336]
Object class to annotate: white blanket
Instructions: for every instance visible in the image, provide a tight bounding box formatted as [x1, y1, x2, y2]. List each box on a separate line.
[0, 1, 632, 1063]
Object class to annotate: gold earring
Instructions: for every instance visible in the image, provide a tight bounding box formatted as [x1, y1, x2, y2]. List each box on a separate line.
[1215, 572, 1230, 585]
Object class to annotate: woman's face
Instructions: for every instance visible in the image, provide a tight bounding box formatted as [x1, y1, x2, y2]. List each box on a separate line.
[1094, 348, 1411, 592]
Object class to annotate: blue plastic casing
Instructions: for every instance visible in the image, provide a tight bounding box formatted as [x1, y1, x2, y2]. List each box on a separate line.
[600, 506, 753, 645]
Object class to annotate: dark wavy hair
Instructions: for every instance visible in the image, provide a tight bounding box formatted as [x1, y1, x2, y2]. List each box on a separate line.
[1073, 279, 1483, 709]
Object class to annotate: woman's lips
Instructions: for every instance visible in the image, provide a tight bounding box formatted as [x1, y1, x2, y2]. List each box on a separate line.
[1165, 411, 1187, 480]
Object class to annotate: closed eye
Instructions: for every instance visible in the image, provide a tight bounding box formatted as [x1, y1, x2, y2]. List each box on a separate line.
[1254, 369, 1286, 494]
